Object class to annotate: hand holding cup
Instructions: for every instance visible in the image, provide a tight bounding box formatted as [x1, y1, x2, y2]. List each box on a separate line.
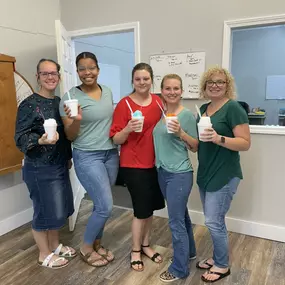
[167, 118, 181, 134]
[38, 132, 59, 145]
[199, 127, 219, 143]
[125, 118, 144, 133]
[64, 104, 82, 121]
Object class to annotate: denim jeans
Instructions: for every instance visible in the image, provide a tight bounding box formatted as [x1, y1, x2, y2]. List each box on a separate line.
[199, 177, 240, 268]
[158, 168, 196, 279]
[73, 148, 119, 245]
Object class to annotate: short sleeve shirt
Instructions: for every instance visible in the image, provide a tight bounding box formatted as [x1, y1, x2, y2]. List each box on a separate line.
[197, 100, 249, 191]
[59, 85, 116, 151]
[110, 94, 162, 168]
[153, 108, 197, 173]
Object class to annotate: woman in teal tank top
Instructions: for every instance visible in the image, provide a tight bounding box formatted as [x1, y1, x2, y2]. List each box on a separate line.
[153, 74, 199, 282]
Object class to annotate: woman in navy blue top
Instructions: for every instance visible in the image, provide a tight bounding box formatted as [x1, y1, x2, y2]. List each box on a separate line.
[15, 59, 76, 269]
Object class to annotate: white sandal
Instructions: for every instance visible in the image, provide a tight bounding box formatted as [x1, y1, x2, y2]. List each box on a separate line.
[54, 243, 77, 258]
[38, 252, 69, 269]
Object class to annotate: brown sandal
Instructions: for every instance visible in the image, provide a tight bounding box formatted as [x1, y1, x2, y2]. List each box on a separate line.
[79, 250, 108, 267]
[141, 244, 162, 264]
[94, 245, 114, 262]
[130, 249, 144, 272]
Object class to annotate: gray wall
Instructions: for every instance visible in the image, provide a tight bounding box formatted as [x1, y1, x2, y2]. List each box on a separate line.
[60, 0, 285, 233]
[231, 25, 285, 125]
[74, 31, 134, 99]
[0, 0, 60, 233]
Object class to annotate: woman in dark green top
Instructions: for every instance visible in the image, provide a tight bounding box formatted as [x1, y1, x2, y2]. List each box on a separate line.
[196, 67, 251, 283]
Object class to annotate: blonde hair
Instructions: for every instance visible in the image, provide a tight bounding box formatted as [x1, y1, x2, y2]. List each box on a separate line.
[200, 66, 236, 100]
[161, 74, 183, 90]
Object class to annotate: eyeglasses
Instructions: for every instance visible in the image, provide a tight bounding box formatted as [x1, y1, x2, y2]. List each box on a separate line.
[206, 80, 226, 87]
[38, 72, 60, 79]
[77, 66, 98, 72]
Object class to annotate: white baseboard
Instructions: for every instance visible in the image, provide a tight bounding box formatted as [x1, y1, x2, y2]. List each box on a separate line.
[154, 208, 285, 243]
[2, 204, 285, 243]
[0, 207, 33, 236]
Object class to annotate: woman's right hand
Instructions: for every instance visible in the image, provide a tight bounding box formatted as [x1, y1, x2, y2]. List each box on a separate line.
[38, 132, 59, 145]
[124, 119, 143, 133]
[64, 104, 82, 121]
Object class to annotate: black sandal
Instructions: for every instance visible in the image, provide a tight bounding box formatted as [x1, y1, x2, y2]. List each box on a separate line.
[130, 250, 144, 272]
[196, 258, 214, 269]
[141, 244, 162, 263]
[201, 269, 231, 283]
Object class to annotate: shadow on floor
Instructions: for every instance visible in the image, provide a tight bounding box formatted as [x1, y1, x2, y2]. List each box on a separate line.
[85, 185, 133, 209]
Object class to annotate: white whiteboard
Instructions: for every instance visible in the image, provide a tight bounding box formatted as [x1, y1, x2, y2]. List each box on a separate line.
[150, 51, 206, 99]
[14, 72, 34, 106]
[266, 75, 285, 100]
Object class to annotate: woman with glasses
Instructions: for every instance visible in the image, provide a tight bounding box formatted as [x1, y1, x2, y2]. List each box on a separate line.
[59, 52, 119, 267]
[196, 67, 251, 283]
[15, 59, 76, 269]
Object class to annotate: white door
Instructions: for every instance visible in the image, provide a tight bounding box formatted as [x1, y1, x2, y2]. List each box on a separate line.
[55, 20, 85, 231]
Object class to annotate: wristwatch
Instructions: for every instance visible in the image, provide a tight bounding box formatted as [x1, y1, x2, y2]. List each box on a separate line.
[220, 136, 226, 144]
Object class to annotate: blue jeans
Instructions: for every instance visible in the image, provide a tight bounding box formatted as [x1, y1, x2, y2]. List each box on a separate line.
[158, 168, 196, 279]
[199, 177, 240, 268]
[73, 148, 119, 245]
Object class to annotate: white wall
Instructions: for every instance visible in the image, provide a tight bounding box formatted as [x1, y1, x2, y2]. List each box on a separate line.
[0, 0, 61, 235]
[60, 0, 285, 242]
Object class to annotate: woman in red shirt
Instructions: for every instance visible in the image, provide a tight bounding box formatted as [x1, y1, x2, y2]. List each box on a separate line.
[110, 63, 165, 272]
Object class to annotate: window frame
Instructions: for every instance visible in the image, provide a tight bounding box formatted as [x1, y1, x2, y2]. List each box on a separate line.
[222, 14, 285, 135]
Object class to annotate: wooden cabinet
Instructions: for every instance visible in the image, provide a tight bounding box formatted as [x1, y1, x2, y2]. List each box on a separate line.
[0, 54, 23, 175]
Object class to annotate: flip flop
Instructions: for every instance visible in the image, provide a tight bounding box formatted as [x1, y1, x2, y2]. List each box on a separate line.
[196, 258, 214, 269]
[37, 252, 69, 269]
[201, 269, 231, 283]
[54, 243, 77, 258]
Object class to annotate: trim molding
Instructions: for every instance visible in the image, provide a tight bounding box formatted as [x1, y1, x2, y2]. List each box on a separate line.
[1, 205, 285, 242]
[0, 207, 33, 236]
[222, 14, 285, 135]
[250, 125, 285, 135]
[68, 21, 141, 64]
[154, 208, 285, 243]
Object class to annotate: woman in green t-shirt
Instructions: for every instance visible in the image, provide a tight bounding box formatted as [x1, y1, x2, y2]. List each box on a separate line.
[196, 67, 251, 283]
[153, 74, 199, 282]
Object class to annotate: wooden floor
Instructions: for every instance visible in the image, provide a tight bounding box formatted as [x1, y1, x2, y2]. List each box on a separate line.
[0, 200, 285, 285]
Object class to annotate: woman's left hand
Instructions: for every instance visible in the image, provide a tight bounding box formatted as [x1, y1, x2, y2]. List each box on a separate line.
[199, 127, 220, 144]
[167, 119, 181, 135]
